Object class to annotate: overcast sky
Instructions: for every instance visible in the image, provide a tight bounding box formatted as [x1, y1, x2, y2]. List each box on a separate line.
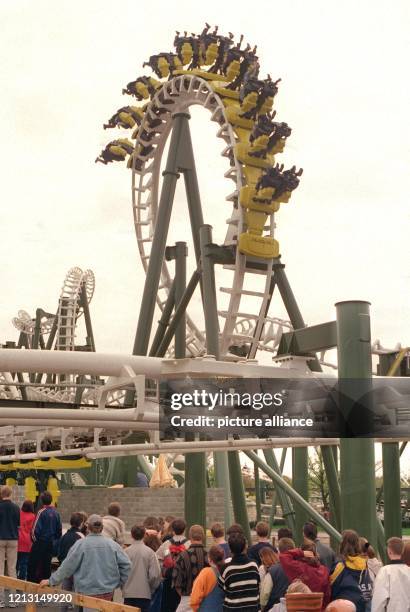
[0, 0, 409, 473]
[1, 0, 409, 357]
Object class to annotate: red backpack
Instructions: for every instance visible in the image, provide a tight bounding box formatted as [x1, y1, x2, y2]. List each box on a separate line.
[162, 537, 188, 577]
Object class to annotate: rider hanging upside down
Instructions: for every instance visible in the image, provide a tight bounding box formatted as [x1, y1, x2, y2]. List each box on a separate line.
[95, 139, 134, 165]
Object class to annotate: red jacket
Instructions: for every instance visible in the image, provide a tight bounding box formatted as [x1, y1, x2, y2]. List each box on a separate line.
[18, 510, 35, 553]
[279, 548, 330, 609]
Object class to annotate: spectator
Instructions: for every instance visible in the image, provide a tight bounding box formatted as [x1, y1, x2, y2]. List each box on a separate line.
[143, 516, 160, 537]
[259, 546, 279, 582]
[27, 491, 62, 583]
[303, 522, 336, 570]
[40, 514, 131, 606]
[358, 538, 382, 582]
[190, 545, 225, 611]
[0, 485, 20, 607]
[78, 511, 88, 536]
[330, 530, 372, 612]
[172, 524, 207, 612]
[277, 527, 293, 540]
[371, 537, 410, 612]
[260, 537, 292, 611]
[287, 578, 312, 594]
[279, 540, 330, 609]
[226, 523, 245, 538]
[248, 521, 277, 566]
[136, 472, 149, 488]
[102, 502, 125, 546]
[210, 523, 230, 559]
[57, 512, 85, 594]
[17, 499, 35, 580]
[157, 518, 189, 612]
[161, 515, 176, 543]
[218, 532, 260, 611]
[144, 532, 161, 552]
[122, 525, 161, 612]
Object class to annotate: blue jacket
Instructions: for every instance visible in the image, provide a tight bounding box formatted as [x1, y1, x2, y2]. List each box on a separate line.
[330, 555, 371, 612]
[49, 533, 131, 595]
[32, 505, 62, 544]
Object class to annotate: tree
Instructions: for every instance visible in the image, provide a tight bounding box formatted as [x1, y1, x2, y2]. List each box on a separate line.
[308, 448, 329, 511]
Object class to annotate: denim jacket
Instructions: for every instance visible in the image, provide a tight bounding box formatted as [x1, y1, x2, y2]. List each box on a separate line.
[49, 533, 131, 595]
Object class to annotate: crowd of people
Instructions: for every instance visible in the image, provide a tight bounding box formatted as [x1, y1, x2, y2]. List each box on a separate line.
[0, 485, 410, 611]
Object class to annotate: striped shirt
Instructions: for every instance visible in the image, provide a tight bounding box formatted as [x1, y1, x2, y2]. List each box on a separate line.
[218, 553, 260, 611]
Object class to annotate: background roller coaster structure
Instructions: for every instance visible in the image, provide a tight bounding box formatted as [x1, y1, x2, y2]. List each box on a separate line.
[1, 24, 409, 551]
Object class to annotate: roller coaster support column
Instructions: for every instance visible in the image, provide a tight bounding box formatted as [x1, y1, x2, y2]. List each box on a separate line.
[254, 462, 262, 522]
[382, 443, 402, 538]
[292, 447, 309, 545]
[132, 113, 192, 357]
[321, 445, 341, 532]
[263, 449, 296, 534]
[228, 450, 252, 544]
[170, 242, 187, 358]
[377, 357, 402, 540]
[199, 224, 233, 529]
[336, 301, 378, 548]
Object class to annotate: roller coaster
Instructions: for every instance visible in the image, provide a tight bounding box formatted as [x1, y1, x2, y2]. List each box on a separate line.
[0, 24, 409, 549]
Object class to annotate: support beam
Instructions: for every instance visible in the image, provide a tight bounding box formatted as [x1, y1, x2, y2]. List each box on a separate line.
[336, 300, 378, 548]
[173, 242, 187, 358]
[149, 281, 175, 356]
[184, 451, 207, 532]
[382, 443, 402, 538]
[245, 450, 341, 542]
[199, 225, 220, 359]
[214, 451, 233, 527]
[228, 451, 251, 543]
[292, 447, 309, 545]
[321, 445, 341, 530]
[254, 461, 262, 523]
[263, 449, 296, 534]
[132, 113, 191, 357]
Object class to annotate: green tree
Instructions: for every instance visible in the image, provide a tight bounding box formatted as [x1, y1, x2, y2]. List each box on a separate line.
[308, 448, 329, 511]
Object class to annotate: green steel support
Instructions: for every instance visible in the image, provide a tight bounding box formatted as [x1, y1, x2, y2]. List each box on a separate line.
[156, 270, 201, 358]
[321, 445, 341, 530]
[245, 450, 342, 542]
[273, 263, 321, 372]
[79, 284, 96, 352]
[382, 443, 402, 538]
[184, 451, 207, 532]
[228, 451, 251, 543]
[173, 242, 187, 359]
[269, 448, 287, 529]
[149, 281, 175, 356]
[376, 442, 407, 504]
[132, 113, 191, 358]
[254, 462, 262, 522]
[199, 225, 220, 359]
[292, 447, 309, 545]
[336, 301, 378, 549]
[263, 449, 296, 534]
[214, 451, 233, 527]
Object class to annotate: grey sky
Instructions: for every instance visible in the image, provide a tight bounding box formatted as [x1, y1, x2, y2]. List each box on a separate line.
[0, 0, 409, 357]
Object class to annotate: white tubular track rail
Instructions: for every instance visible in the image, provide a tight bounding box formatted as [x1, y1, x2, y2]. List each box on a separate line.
[132, 74, 280, 360]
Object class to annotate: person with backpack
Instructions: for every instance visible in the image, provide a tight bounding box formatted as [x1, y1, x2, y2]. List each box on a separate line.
[330, 530, 372, 612]
[172, 525, 208, 612]
[27, 491, 62, 583]
[190, 545, 225, 611]
[156, 518, 189, 612]
[16, 500, 35, 580]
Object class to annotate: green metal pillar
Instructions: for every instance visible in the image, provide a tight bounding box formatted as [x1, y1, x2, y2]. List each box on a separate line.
[336, 300, 378, 548]
[321, 445, 341, 530]
[263, 449, 296, 534]
[228, 451, 251, 543]
[199, 225, 220, 359]
[132, 113, 191, 357]
[254, 462, 262, 522]
[382, 443, 402, 538]
[292, 447, 309, 545]
[214, 451, 233, 527]
[184, 451, 207, 531]
[173, 242, 187, 359]
[269, 448, 287, 530]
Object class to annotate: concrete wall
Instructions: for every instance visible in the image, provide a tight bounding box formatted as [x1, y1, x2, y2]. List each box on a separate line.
[57, 487, 226, 528]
